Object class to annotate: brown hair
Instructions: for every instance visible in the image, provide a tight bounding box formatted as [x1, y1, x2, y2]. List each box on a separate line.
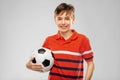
[54, 3, 75, 18]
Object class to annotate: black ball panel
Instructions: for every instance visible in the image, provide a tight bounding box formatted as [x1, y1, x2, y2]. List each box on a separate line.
[42, 59, 50, 67]
[32, 58, 36, 63]
[51, 52, 54, 58]
[38, 48, 46, 54]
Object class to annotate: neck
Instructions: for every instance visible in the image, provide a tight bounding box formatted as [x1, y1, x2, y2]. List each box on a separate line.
[60, 30, 73, 40]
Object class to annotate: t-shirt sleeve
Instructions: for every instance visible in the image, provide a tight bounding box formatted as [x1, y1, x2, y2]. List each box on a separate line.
[42, 37, 50, 49]
[81, 36, 94, 62]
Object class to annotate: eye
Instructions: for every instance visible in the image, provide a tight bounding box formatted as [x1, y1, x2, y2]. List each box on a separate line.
[57, 17, 62, 20]
[65, 17, 70, 20]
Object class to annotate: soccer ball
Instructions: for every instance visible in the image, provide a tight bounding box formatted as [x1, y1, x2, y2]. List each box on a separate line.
[32, 47, 54, 72]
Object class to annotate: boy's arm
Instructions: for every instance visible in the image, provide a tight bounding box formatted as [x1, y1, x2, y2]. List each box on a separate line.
[84, 61, 95, 80]
[26, 57, 42, 71]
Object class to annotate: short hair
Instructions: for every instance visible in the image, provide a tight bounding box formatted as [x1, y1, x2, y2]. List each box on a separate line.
[54, 3, 75, 17]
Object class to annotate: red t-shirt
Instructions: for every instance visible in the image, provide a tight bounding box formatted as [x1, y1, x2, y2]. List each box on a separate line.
[42, 29, 93, 80]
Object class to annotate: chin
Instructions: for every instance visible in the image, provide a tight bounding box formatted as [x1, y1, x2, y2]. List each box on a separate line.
[59, 29, 69, 33]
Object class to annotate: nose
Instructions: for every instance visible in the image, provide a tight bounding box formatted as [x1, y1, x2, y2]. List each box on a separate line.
[61, 19, 65, 25]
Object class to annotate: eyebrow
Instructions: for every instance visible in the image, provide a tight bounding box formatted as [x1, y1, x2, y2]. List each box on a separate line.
[57, 15, 71, 17]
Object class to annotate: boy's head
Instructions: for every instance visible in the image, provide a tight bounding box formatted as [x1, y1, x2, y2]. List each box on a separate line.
[54, 3, 75, 19]
[54, 3, 75, 32]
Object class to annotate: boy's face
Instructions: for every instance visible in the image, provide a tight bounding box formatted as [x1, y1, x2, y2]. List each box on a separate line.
[54, 12, 74, 33]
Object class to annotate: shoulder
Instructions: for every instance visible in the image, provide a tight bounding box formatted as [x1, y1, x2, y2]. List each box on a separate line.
[45, 34, 57, 41]
[42, 34, 57, 47]
[77, 32, 89, 41]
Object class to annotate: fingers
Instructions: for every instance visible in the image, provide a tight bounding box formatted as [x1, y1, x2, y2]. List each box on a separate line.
[30, 56, 35, 61]
[26, 58, 43, 71]
[31, 63, 42, 71]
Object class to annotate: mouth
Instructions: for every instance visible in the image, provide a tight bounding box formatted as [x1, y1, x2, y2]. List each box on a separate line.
[60, 26, 67, 29]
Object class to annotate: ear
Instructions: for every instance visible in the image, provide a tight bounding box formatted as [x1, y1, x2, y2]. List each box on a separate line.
[54, 16, 57, 25]
[72, 17, 75, 24]
[72, 19, 75, 24]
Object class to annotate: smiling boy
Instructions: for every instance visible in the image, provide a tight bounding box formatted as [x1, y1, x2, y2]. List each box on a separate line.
[26, 3, 94, 80]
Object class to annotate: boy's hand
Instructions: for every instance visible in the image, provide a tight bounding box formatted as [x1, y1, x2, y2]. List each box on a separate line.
[26, 57, 42, 71]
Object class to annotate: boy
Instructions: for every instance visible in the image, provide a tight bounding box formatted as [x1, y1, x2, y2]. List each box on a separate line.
[26, 3, 94, 80]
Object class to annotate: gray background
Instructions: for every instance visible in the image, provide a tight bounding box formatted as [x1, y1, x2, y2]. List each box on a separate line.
[0, 0, 120, 80]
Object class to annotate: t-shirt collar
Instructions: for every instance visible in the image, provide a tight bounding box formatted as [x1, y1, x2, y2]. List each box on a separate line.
[55, 29, 78, 40]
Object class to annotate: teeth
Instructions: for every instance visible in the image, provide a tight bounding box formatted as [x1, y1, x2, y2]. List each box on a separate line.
[61, 26, 66, 27]
[61, 27, 66, 29]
